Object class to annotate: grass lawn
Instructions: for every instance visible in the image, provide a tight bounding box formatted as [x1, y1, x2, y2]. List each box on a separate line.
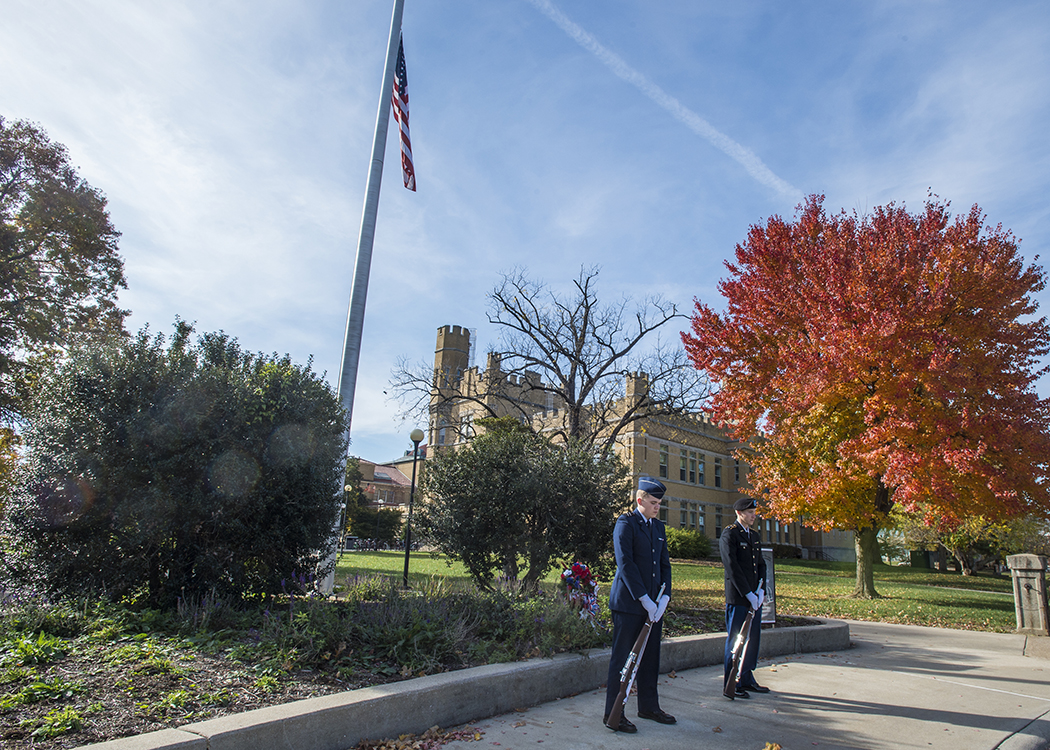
[336, 551, 1018, 632]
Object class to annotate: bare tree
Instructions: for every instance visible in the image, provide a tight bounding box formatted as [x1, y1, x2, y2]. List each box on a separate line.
[390, 266, 710, 455]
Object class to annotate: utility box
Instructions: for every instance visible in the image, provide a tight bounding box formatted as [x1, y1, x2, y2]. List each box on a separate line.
[1008, 554, 1050, 636]
[910, 550, 933, 569]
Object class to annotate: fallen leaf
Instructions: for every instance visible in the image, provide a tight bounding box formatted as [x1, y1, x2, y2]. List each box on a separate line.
[713, 726, 722, 733]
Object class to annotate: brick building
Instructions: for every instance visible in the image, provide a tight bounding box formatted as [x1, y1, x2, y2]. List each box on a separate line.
[420, 325, 854, 558]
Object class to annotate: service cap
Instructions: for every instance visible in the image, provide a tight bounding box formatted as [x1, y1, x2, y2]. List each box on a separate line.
[638, 476, 666, 499]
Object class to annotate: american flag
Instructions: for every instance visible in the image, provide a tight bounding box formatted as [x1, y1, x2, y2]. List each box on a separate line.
[391, 34, 415, 192]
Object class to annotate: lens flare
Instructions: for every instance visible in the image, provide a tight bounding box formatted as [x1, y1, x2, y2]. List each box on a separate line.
[265, 424, 316, 469]
[35, 475, 96, 528]
[209, 450, 260, 497]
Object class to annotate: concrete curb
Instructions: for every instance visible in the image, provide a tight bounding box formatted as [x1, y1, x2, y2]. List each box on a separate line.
[1024, 635, 1050, 661]
[77, 619, 849, 750]
[996, 709, 1050, 750]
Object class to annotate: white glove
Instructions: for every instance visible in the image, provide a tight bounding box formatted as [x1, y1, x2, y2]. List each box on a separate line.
[654, 594, 670, 622]
[756, 588, 766, 609]
[639, 594, 658, 620]
[745, 592, 760, 610]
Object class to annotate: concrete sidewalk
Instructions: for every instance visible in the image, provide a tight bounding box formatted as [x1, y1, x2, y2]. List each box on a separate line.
[442, 621, 1050, 750]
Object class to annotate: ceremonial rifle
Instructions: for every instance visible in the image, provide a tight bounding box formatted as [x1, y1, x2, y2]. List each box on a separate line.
[606, 583, 666, 730]
[723, 606, 756, 699]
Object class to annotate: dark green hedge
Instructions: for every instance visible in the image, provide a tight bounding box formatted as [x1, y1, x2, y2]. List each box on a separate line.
[666, 527, 712, 560]
[3, 322, 347, 607]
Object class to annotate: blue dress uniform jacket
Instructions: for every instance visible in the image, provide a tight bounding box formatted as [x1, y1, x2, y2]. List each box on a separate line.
[609, 511, 672, 613]
[605, 510, 672, 719]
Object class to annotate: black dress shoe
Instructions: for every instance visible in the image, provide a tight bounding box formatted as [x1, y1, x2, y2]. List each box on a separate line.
[603, 715, 638, 733]
[638, 709, 677, 724]
[742, 681, 770, 693]
[724, 686, 751, 699]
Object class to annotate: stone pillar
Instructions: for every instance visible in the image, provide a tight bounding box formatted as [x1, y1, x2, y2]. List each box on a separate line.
[1008, 554, 1050, 636]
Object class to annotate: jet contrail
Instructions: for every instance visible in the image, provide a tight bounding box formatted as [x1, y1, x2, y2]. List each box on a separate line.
[526, 0, 804, 201]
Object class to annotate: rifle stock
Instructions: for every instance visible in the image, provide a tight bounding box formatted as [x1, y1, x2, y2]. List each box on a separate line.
[723, 607, 755, 699]
[606, 583, 665, 729]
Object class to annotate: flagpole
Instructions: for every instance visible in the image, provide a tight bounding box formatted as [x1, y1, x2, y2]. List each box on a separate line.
[337, 0, 406, 432]
[323, 0, 405, 594]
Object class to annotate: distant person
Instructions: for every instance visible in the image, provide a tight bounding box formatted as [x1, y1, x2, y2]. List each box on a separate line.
[720, 496, 768, 698]
[603, 476, 675, 733]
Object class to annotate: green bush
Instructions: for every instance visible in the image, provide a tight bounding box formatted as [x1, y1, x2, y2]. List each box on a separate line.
[251, 576, 608, 676]
[420, 418, 627, 588]
[666, 527, 712, 560]
[3, 322, 347, 607]
[770, 543, 803, 559]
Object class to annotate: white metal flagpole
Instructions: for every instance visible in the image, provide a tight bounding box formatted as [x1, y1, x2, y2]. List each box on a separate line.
[337, 0, 406, 431]
[322, 0, 406, 594]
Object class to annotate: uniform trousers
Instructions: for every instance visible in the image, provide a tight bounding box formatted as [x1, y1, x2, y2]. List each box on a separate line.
[723, 603, 762, 687]
[604, 610, 663, 717]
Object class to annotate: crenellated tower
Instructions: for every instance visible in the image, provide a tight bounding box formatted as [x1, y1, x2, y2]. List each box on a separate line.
[430, 325, 471, 447]
[434, 325, 471, 387]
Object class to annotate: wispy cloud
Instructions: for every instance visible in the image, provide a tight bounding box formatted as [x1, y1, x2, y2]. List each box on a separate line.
[525, 0, 803, 202]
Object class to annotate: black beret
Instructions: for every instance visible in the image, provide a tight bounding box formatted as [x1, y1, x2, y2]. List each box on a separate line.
[733, 497, 757, 511]
[638, 476, 666, 499]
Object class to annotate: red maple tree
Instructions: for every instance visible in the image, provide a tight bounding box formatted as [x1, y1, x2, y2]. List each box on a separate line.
[684, 194, 1050, 597]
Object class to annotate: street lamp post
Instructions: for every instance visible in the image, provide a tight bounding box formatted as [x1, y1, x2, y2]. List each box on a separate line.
[402, 428, 425, 589]
[341, 484, 352, 551]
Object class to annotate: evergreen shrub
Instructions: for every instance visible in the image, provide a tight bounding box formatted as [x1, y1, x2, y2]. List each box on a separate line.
[666, 527, 712, 559]
[3, 322, 347, 608]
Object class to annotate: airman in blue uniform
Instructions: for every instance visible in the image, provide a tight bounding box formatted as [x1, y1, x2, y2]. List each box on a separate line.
[603, 476, 675, 732]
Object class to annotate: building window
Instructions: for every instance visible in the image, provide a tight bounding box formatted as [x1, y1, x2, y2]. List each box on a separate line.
[680, 505, 688, 528]
[735, 459, 740, 484]
[680, 449, 688, 481]
[437, 426, 446, 445]
[698, 504, 705, 530]
[698, 454, 705, 485]
[689, 452, 697, 484]
[689, 505, 697, 529]
[659, 506, 668, 523]
[659, 445, 668, 479]
[715, 508, 723, 538]
[714, 457, 722, 488]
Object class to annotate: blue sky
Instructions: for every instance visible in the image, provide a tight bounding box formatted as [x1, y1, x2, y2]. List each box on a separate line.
[3, 0, 1049, 462]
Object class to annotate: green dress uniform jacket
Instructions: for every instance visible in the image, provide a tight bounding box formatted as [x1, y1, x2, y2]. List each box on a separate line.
[720, 521, 766, 605]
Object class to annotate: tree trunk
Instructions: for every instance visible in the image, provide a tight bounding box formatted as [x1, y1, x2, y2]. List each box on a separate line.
[853, 526, 881, 598]
[951, 548, 975, 576]
[502, 543, 519, 582]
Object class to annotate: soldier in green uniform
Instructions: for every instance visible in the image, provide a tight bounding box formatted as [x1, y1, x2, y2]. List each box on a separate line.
[719, 496, 769, 698]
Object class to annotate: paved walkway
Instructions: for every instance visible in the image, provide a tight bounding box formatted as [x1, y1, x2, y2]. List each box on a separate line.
[441, 621, 1050, 750]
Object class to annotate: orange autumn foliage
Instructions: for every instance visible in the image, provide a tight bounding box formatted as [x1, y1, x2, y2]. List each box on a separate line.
[684, 194, 1050, 533]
